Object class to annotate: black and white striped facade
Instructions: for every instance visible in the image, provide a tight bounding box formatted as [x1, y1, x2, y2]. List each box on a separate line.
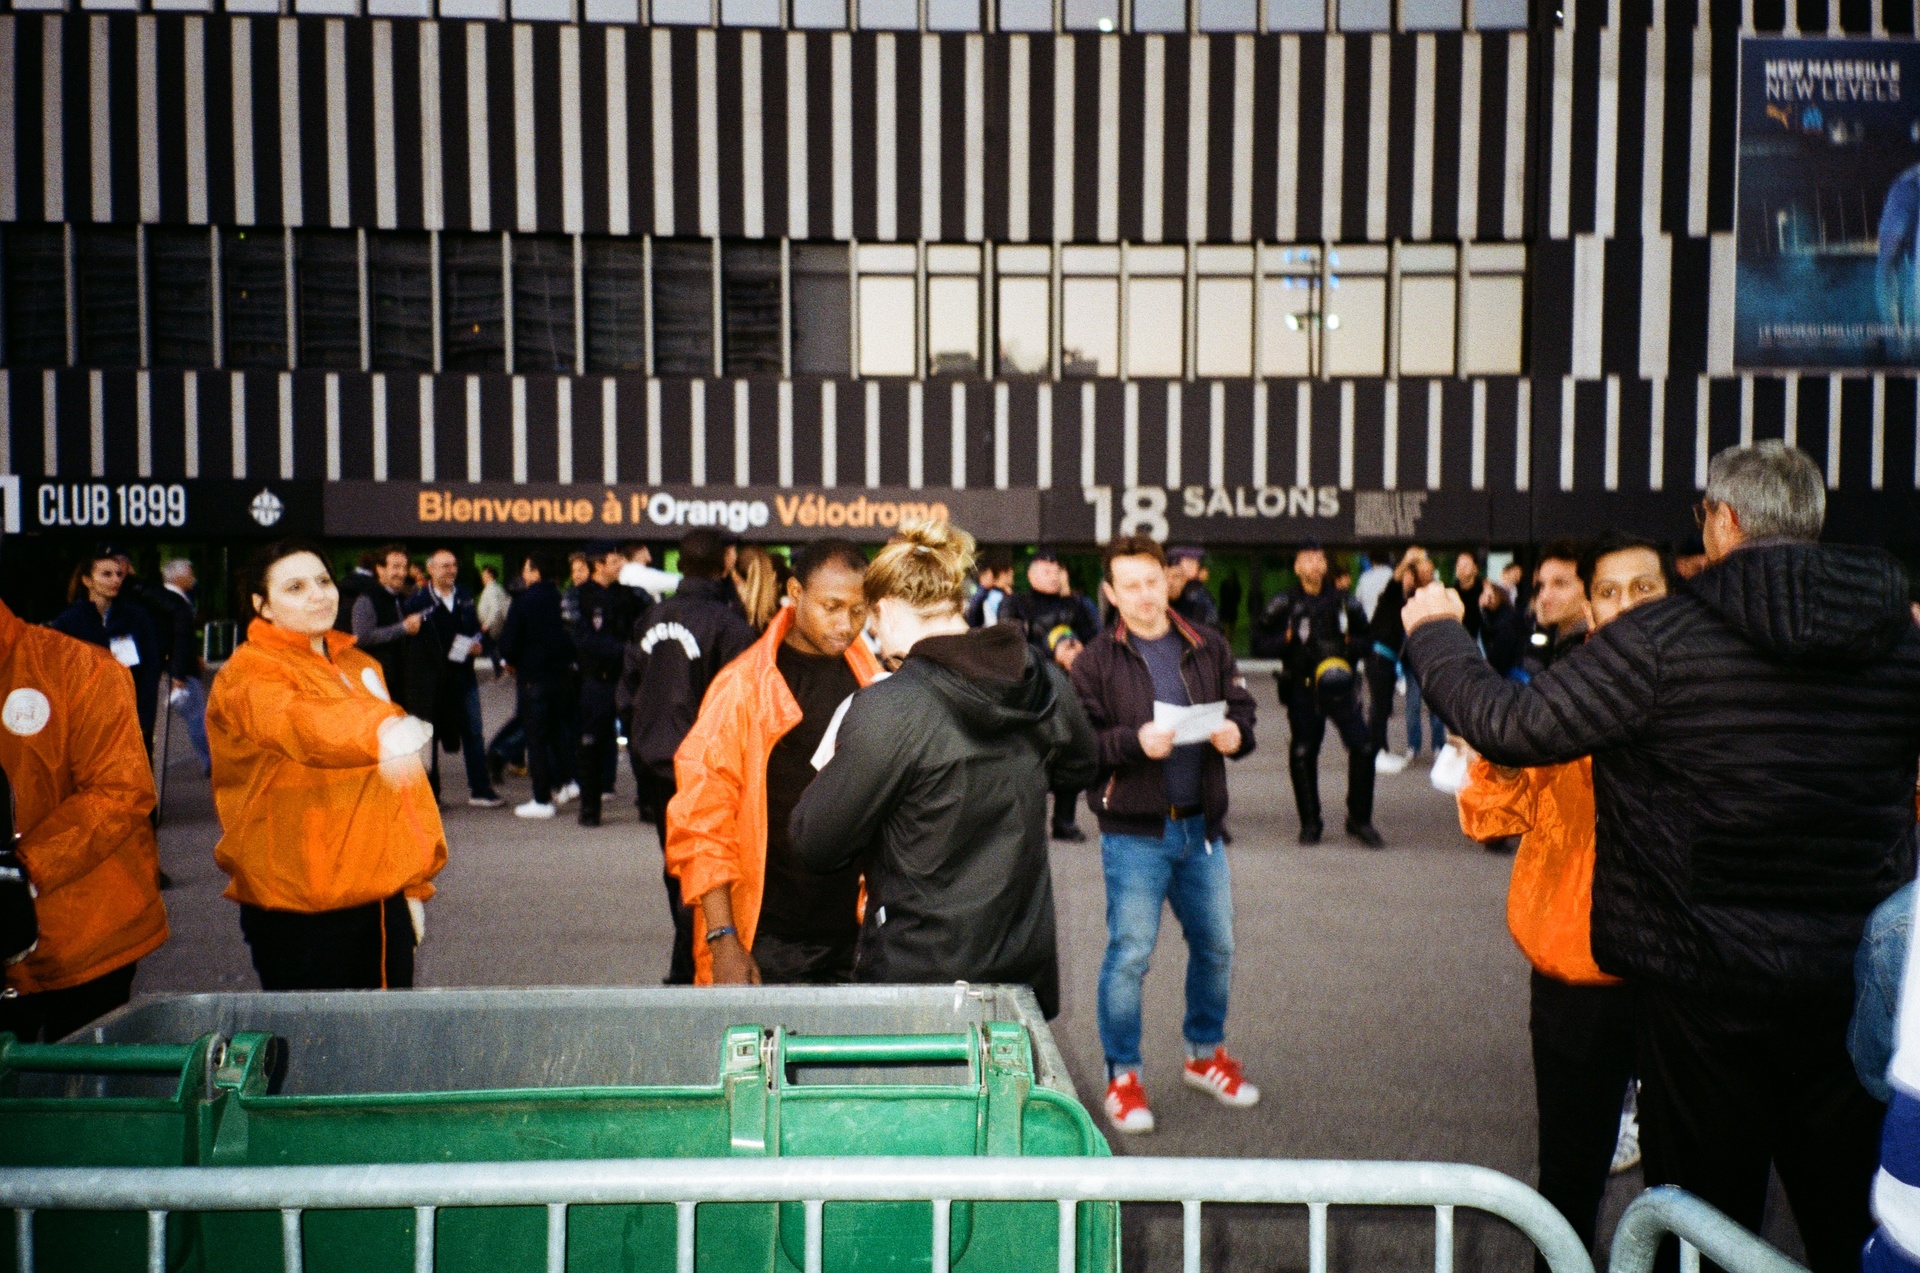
[2, 8, 1916, 548]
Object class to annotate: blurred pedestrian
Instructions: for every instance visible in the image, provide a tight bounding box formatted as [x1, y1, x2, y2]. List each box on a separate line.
[51, 550, 161, 752]
[792, 521, 1096, 1008]
[476, 564, 511, 643]
[1363, 549, 1423, 774]
[1404, 442, 1920, 1271]
[668, 540, 878, 986]
[1521, 541, 1589, 679]
[1071, 536, 1259, 1134]
[0, 598, 168, 1040]
[571, 542, 645, 827]
[966, 549, 1016, 628]
[349, 544, 422, 711]
[1218, 571, 1243, 643]
[156, 559, 211, 775]
[1400, 551, 1448, 759]
[1478, 577, 1527, 680]
[1454, 531, 1672, 1266]
[407, 549, 504, 808]
[626, 530, 757, 983]
[732, 544, 783, 633]
[206, 541, 446, 992]
[1453, 552, 1485, 641]
[497, 551, 579, 819]
[1002, 549, 1099, 841]
[1167, 548, 1222, 630]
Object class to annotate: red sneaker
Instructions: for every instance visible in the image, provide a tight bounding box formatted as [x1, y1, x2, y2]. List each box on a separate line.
[1183, 1048, 1261, 1107]
[1104, 1071, 1156, 1134]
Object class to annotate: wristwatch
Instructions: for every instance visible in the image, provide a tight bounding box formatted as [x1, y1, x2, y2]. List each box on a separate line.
[705, 925, 739, 944]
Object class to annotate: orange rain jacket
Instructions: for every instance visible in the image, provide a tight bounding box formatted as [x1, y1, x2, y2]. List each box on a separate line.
[1457, 755, 1616, 986]
[206, 620, 447, 914]
[0, 600, 167, 995]
[665, 605, 881, 983]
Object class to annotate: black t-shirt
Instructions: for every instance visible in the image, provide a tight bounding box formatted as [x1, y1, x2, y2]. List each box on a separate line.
[760, 642, 864, 944]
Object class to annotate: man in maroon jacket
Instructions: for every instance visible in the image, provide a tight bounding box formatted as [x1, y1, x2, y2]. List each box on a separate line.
[1070, 535, 1258, 1136]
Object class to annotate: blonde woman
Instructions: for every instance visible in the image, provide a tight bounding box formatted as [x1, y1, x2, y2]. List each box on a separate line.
[789, 519, 1097, 1017]
[731, 545, 783, 632]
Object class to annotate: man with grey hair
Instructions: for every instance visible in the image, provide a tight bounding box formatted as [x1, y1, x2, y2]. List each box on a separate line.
[1398, 441, 1920, 1271]
[155, 558, 210, 774]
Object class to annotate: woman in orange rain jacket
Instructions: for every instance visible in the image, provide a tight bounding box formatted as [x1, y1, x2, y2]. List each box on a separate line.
[0, 599, 167, 1041]
[666, 544, 881, 986]
[1452, 530, 1671, 1261]
[206, 541, 447, 991]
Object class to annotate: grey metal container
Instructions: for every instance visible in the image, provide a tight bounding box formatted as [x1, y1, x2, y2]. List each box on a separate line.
[73, 983, 1074, 1096]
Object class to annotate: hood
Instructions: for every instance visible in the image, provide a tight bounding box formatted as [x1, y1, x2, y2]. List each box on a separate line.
[909, 625, 1062, 736]
[676, 575, 737, 605]
[1685, 541, 1914, 666]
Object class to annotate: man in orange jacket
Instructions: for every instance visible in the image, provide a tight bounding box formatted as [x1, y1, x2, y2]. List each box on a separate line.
[1455, 530, 1671, 1264]
[666, 540, 880, 986]
[0, 598, 168, 1041]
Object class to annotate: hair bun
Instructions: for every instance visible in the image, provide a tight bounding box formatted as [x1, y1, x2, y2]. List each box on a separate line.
[864, 517, 977, 613]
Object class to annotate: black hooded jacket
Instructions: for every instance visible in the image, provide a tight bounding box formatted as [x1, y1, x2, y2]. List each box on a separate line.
[789, 624, 1099, 1016]
[1405, 541, 1920, 1002]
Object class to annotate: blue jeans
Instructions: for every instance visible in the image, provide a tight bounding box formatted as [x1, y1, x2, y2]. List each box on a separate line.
[1097, 816, 1234, 1074]
[170, 675, 211, 772]
[1404, 671, 1447, 756]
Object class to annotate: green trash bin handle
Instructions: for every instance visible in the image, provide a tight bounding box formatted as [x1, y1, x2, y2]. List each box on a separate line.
[779, 1034, 974, 1066]
[0, 1037, 203, 1075]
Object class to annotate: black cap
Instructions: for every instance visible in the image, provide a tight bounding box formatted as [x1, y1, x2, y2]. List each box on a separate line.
[1167, 546, 1205, 564]
[1297, 537, 1325, 553]
[1031, 547, 1061, 564]
[583, 539, 622, 559]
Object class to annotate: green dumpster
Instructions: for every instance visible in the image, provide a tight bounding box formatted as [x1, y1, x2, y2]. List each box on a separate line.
[0, 986, 1114, 1273]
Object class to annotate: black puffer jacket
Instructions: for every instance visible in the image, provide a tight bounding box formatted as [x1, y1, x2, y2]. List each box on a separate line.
[790, 625, 1099, 1017]
[1405, 541, 1920, 1003]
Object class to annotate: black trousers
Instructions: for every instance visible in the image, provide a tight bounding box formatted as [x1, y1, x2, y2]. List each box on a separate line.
[517, 679, 576, 805]
[634, 768, 696, 986]
[240, 895, 415, 991]
[1284, 681, 1375, 825]
[1635, 983, 1884, 1273]
[0, 962, 137, 1041]
[1364, 653, 1399, 754]
[1529, 973, 1636, 1270]
[1052, 788, 1081, 832]
[753, 928, 857, 986]
[576, 678, 620, 814]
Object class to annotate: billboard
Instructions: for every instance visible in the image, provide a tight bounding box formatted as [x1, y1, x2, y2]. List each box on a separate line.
[1735, 37, 1920, 369]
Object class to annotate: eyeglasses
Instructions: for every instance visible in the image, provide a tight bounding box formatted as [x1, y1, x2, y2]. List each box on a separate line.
[1692, 498, 1718, 530]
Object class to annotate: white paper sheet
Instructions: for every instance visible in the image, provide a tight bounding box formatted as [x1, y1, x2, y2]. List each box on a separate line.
[1153, 699, 1226, 747]
[447, 634, 477, 663]
[109, 635, 141, 668]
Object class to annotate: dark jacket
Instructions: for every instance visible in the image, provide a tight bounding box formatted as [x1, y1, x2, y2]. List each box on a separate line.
[623, 576, 756, 782]
[1368, 578, 1409, 655]
[1172, 580, 1221, 631]
[1000, 589, 1097, 657]
[1478, 599, 1526, 677]
[350, 585, 414, 705]
[497, 580, 574, 686]
[404, 584, 487, 746]
[51, 597, 162, 743]
[573, 580, 648, 684]
[333, 568, 379, 635]
[1251, 586, 1369, 691]
[154, 585, 202, 680]
[1520, 616, 1587, 680]
[1070, 612, 1258, 842]
[1405, 541, 1920, 1003]
[790, 624, 1098, 1018]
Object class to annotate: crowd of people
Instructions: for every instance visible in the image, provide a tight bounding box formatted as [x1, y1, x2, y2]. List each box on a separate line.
[3, 438, 1919, 1273]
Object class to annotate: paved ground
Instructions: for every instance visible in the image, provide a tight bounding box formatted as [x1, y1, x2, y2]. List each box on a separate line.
[132, 672, 1805, 1272]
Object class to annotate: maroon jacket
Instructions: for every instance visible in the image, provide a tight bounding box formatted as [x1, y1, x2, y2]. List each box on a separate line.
[1069, 611, 1258, 841]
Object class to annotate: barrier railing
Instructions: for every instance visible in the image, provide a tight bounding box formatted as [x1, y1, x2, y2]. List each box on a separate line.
[1607, 1186, 1810, 1273]
[2, 1156, 1593, 1273]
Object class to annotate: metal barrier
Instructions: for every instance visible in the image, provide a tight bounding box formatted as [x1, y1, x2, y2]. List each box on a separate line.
[1608, 1186, 1809, 1273]
[2, 1155, 1594, 1273]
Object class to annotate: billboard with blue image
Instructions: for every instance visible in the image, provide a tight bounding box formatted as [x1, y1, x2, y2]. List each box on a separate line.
[1735, 37, 1920, 368]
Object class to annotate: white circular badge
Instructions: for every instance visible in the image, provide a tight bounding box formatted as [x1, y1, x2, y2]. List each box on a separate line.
[3, 688, 52, 737]
[361, 668, 391, 702]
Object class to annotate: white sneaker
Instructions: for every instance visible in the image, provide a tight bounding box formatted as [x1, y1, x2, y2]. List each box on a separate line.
[515, 800, 557, 819]
[468, 795, 506, 808]
[1374, 751, 1409, 775]
[1610, 1091, 1642, 1175]
[553, 782, 580, 808]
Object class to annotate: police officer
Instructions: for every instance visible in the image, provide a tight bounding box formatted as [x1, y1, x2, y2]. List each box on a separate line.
[1253, 541, 1383, 848]
[571, 541, 647, 828]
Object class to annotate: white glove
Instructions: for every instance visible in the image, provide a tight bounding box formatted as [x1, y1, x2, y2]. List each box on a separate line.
[406, 897, 426, 944]
[376, 715, 434, 761]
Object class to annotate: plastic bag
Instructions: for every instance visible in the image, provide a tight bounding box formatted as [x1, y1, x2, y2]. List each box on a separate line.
[1430, 742, 1470, 796]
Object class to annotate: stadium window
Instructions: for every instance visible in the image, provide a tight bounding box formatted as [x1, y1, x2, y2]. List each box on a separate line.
[1401, 0, 1463, 26]
[221, 227, 288, 371]
[1472, 0, 1528, 26]
[790, 0, 849, 27]
[1264, 0, 1324, 27]
[856, 244, 917, 377]
[1259, 246, 1319, 377]
[723, 241, 783, 377]
[652, 239, 716, 377]
[368, 232, 435, 372]
[925, 0, 982, 29]
[790, 243, 852, 377]
[1462, 243, 1526, 375]
[998, 0, 1056, 28]
[926, 245, 981, 377]
[720, 0, 781, 22]
[1125, 245, 1185, 379]
[1197, 0, 1258, 29]
[1337, 0, 1391, 28]
[651, 0, 713, 22]
[515, 234, 578, 375]
[583, 236, 648, 374]
[1195, 246, 1254, 378]
[441, 232, 506, 374]
[1322, 245, 1387, 377]
[146, 227, 215, 370]
[1397, 244, 1458, 377]
[1129, 0, 1186, 29]
[3, 225, 68, 367]
[296, 230, 362, 371]
[75, 226, 141, 369]
[860, 0, 918, 27]
[1064, 0, 1123, 28]
[996, 245, 1052, 377]
[1060, 247, 1119, 378]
